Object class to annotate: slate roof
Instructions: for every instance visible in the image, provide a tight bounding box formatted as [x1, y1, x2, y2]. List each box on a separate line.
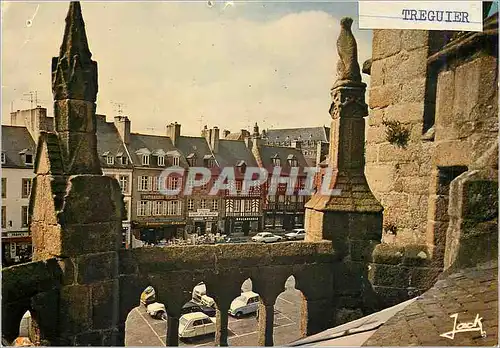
[290, 261, 498, 346]
[258, 145, 309, 174]
[262, 126, 330, 143]
[364, 261, 498, 346]
[128, 133, 185, 168]
[176, 136, 213, 168]
[1, 126, 36, 169]
[96, 117, 133, 169]
[215, 140, 257, 169]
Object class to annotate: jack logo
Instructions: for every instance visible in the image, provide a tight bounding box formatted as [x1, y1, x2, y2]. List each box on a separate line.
[440, 313, 486, 340]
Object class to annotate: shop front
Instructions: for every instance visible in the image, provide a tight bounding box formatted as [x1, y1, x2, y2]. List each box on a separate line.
[224, 216, 261, 235]
[133, 220, 186, 244]
[187, 209, 220, 236]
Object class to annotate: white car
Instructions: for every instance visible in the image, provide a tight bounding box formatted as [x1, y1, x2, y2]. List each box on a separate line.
[251, 232, 283, 243]
[285, 228, 306, 240]
[178, 312, 216, 339]
[229, 291, 260, 318]
[147, 302, 166, 320]
[192, 282, 216, 307]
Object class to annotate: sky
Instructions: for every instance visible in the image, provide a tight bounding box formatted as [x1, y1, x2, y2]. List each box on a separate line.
[2, 1, 373, 136]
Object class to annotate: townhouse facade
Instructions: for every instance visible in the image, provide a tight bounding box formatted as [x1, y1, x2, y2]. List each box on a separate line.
[1, 126, 37, 265]
[2, 107, 312, 252]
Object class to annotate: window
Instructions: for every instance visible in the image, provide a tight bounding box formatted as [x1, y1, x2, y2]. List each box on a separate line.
[153, 201, 163, 215]
[24, 154, 33, 165]
[137, 201, 149, 216]
[188, 158, 196, 166]
[1, 152, 5, 164]
[139, 176, 150, 191]
[289, 159, 298, 167]
[188, 199, 195, 211]
[172, 156, 180, 166]
[106, 156, 114, 165]
[142, 155, 150, 166]
[278, 195, 285, 203]
[212, 199, 218, 211]
[1, 206, 6, 228]
[120, 156, 129, 165]
[200, 199, 207, 209]
[167, 177, 179, 190]
[252, 199, 259, 212]
[2, 178, 6, 198]
[272, 157, 281, 166]
[158, 156, 165, 166]
[171, 200, 180, 215]
[244, 200, 252, 212]
[119, 175, 129, 194]
[236, 181, 242, 192]
[205, 158, 215, 168]
[152, 176, 159, 192]
[21, 206, 28, 227]
[21, 179, 31, 198]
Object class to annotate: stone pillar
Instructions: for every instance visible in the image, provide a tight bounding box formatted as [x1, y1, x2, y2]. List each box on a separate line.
[304, 17, 383, 325]
[257, 303, 274, 347]
[166, 315, 179, 346]
[28, 2, 125, 345]
[214, 301, 230, 346]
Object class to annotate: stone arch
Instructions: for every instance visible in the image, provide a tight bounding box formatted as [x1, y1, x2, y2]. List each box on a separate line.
[2, 302, 41, 345]
[272, 274, 308, 345]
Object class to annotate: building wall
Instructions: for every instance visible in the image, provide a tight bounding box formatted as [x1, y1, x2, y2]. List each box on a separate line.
[2, 168, 34, 264]
[365, 28, 498, 253]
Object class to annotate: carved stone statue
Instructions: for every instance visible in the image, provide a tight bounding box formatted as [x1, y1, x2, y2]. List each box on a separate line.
[334, 17, 362, 86]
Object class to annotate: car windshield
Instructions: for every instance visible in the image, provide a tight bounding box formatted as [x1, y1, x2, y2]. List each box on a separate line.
[235, 295, 246, 302]
[179, 317, 189, 327]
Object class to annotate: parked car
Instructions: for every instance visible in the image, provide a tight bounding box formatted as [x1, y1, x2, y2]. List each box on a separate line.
[147, 302, 167, 320]
[285, 228, 306, 240]
[229, 291, 260, 318]
[178, 312, 216, 339]
[182, 300, 216, 317]
[140, 286, 156, 306]
[251, 232, 283, 243]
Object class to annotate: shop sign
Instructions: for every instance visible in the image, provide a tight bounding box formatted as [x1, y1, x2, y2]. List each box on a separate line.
[141, 194, 171, 200]
[188, 209, 219, 218]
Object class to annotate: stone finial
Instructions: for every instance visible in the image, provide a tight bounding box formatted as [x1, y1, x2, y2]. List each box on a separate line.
[334, 17, 362, 87]
[52, 1, 98, 102]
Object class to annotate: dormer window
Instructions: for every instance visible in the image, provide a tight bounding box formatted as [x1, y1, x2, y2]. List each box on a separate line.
[19, 149, 33, 166]
[172, 156, 180, 166]
[136, 148, 152, 166]
[1, 152, 6, 164]
[236, 160, 247, 173]
[116, 152, 128, 165]
[158, 156, 165, 166]
[107, 156, 114, 165]
[287, 154, 298, 167]
[187, 153, 197, 166]
[271, 154, 281, 167]
[204, 154, 215, 168]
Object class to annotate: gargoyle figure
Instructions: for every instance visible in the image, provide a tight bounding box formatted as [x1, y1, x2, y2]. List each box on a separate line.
[335, 17, 362, 84]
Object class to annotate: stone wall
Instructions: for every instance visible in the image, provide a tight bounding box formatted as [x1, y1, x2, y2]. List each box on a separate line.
[366, 29, 434, 246]
[119, 241, 335, 346]
[366, 21, 498, 252]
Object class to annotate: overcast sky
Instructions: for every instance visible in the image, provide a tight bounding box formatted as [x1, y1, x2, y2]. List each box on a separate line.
[2, 1, 372, 136]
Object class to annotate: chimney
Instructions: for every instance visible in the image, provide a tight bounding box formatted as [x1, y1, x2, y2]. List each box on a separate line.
[292, 140, 301, 149]
[166, 122, 181, 146]
[201, 125, 208, 138]
[11, 107, 51, 142]
[211, 126, 220, 153]
[223, 129, 231, 138]
[114, 116, 131, 144]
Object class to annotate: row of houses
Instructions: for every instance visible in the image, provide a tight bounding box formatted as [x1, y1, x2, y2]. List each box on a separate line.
[2, 107, 324, 264]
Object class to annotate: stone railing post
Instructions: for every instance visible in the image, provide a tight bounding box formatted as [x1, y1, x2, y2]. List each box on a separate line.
[214, 300, 231, 346]
[166, 314, 179, 346]
[257, 302, 275, 347]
